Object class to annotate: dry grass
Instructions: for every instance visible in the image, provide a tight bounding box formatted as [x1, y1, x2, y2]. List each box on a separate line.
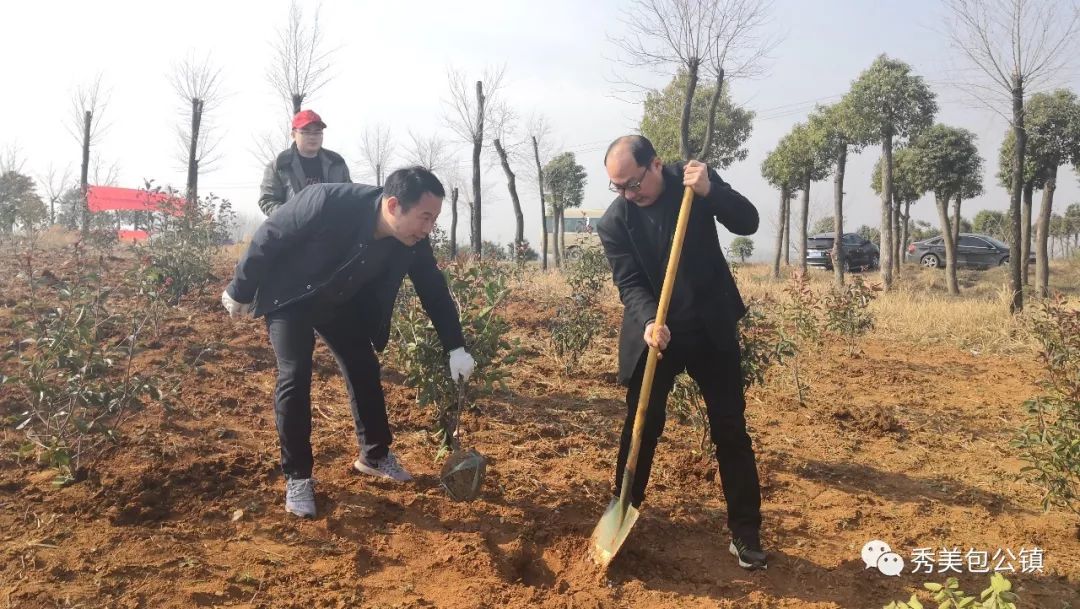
[733, 261, 1080, 356]
[868, 290, 1030, 354]
[508, 265, 572, 302]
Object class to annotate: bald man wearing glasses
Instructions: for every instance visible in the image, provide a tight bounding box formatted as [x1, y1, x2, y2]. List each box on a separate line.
[259, 109, 352, 215]
[597, 134, 767, 570]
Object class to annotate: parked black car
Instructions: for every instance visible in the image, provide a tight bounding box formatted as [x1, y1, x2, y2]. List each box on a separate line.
[804, 232, 880, 271]
[908, 233, 1035, 269]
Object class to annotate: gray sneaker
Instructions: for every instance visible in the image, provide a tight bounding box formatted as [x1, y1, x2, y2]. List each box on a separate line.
[353, 450, 412, 482]
[284, 478, 316, 518]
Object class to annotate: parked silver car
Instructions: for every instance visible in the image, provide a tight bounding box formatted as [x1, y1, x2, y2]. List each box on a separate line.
[907, 233, 1034, 269]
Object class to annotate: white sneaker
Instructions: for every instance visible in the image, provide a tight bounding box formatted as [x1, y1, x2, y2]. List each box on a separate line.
[284, 478, 316, 518]
[353, 450, 412, 482]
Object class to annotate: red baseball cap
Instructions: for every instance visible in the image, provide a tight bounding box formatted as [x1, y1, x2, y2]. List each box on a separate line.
[292, 110, 326, 130]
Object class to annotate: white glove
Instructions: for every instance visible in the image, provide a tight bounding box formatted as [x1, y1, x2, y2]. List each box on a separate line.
[448, 347, 476, 382]
[221, 289, 253, 318]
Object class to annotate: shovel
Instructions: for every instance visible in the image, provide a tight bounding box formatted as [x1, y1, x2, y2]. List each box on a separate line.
[591, 185, 696, 568]
[439, 380, 488, 501]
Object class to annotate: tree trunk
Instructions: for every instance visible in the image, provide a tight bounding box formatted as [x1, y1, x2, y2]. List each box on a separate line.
[799, 173, 810, 275]
[950, 194, 961, 250]
[532, 136, 548, 271]
[80, 110, 91, 234]
[470, 81, 485, 257]
[186, 98, 202, 212]
[1021, 180, 1033, 285]
[1008, 79, 1025, 313]
[879, 136, 895, 289]
[782, 196, 791, 266]
[450, 187, 458, 259]
[832, 147, 846, 288]
[1036, 165, 1056, 298]
[559, 208, 567, 263]
[936, 195, 959, 295]
[679, 59, 700, 161]
[892, 192, 902, 276]
[493, 138, 524, 258]
[697, 68, 725, 161]
[772, 185, 788, 280]
[291, 94, 302, 116]
[898, 200, 907, 265]
[552, 204, 562, 269]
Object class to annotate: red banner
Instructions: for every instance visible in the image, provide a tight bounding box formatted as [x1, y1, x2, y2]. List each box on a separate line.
[86, 186, 184, 214]
[117, 229, 149, 242]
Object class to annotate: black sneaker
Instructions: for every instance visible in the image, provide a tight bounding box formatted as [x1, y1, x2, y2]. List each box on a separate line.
[729, 537, 767, 570]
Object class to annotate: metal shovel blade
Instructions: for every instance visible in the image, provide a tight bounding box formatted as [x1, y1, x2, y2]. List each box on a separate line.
[439, 448, 488, 502]
[590, 497, 640, 568]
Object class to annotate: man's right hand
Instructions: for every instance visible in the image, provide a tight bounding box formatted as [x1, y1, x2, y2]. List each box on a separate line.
[644, 322, 671, 351]
[221, 290, 253, 318]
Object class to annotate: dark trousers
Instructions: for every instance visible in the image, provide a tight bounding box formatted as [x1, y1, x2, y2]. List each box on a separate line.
[265, 303, 390, 479]
[614, 332, 763, 543]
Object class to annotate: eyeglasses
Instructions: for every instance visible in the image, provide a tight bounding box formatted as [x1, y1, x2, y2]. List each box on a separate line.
[297, 129, 324, 136]
[609, 164, 649, 195]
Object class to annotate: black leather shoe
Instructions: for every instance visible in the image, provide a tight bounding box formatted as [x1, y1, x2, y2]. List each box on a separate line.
[729, 537, 768, 570]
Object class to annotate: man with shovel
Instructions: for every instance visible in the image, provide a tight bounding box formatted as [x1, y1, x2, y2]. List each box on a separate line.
[221, 166, 476, 519]
[595, 135, 766, 570]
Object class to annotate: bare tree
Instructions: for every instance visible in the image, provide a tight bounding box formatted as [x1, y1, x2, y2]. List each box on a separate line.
[171, 52, 224, 206]
[1, 143, 25, 175]
[489, 106, 527, 258]
[90, 155, 121, 187]
[67, 75, 108, 232]
[251, 126, 290, 170]
[403, 131, 461, 254]
[404, 130, 450, 173]
[358, 125, 394, 186]
[945, 0, 1080, 312]
[445, 65, 506, 257]
[527, 115, 555, 270]
[610, 0, 778, 160]
[439, 162, 465, 259]
[267, 0, 334, 115]
[39, 164, 73, 225]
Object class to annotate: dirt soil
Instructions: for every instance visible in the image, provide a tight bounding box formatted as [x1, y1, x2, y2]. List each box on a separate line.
[1, 246, 1078, 609]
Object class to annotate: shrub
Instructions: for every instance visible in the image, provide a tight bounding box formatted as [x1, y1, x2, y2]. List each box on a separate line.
[391, 261, 519, 453]
[481, 240, 507, 261]
[549, 243, 610, 375]
[510, 240, 539, 264]
[6, 242, 159, 485]
[822, 274, 879, 355]
[739, 296, 795, 388]
[781, 271, 824, 405]
[1014, 297, 1080, 518]
[550, 295, 604, 375]
[133, 183, 235, 305]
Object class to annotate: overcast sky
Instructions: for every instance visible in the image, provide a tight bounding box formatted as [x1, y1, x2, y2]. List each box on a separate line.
[4, 0, 1080, 259]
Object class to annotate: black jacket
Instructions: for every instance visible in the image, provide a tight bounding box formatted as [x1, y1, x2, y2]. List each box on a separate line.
[227, 183, 465, 353]
[258, 144, 351, 215]
[597, 162, 759, 385]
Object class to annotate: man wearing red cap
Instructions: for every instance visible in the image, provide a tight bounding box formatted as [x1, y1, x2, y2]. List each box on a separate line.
[258, 110, 352, 215]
